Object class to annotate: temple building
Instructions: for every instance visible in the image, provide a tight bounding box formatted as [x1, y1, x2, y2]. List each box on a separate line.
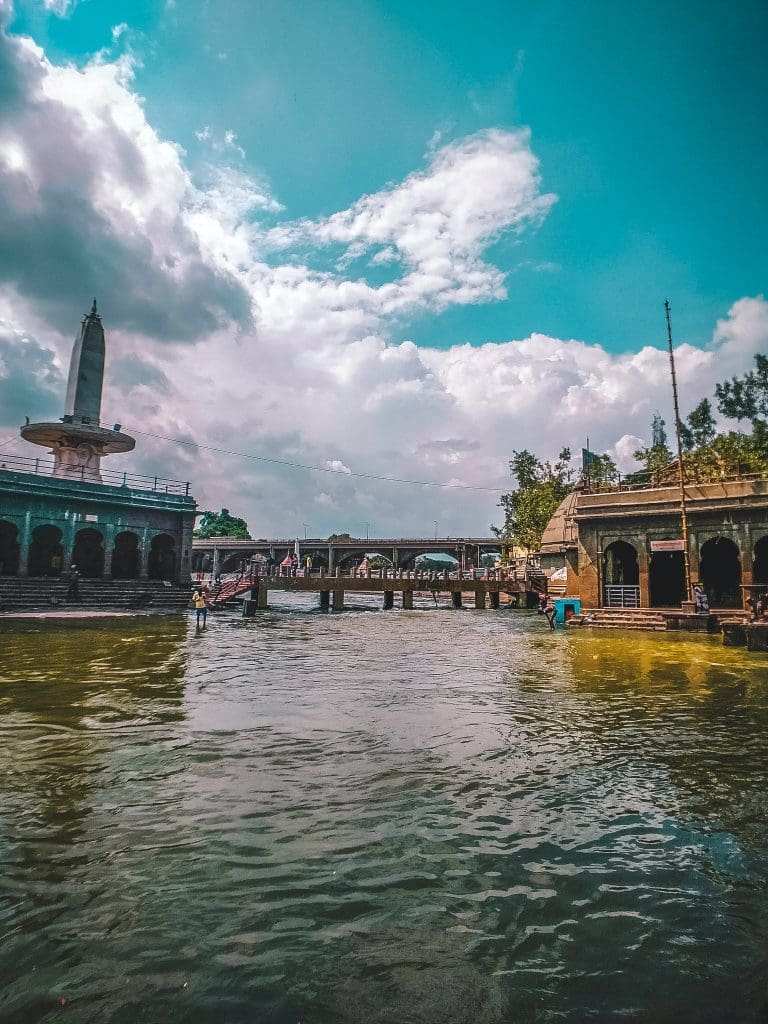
[0, 301, 196, 607]
[540, 479, 768, 612]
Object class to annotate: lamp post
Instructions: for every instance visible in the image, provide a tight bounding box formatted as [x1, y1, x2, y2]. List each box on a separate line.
[364, 522, 370, 542]
[434, 520, 438, 540]
[302, 523, 308, 540]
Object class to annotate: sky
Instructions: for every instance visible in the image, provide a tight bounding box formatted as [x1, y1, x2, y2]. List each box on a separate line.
[0, 0, 766, 538]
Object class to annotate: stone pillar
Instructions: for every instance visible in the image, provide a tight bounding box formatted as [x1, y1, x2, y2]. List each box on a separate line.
[102, 523, 116, 578]
[139, 529, 151, 580]
[320, 590, 330, 610]
[638, 541, 650, 609]
[179, 514, 195, 583]
[475, 588, 487, 609]
[490, 591, 500, 609]
[452, 591, 462, 609]
[212, 547, 221, 577]
[739, 523, 752, 608]
[393, 547, 399, 569]
[62, 512, 78, 571]
[328, 546, 334, 572]
[18, 510, 32, 576]
[383, 590, 394, 610]
[256, 581, 268, 609]
[402, 589, 413, 610]
[332, 589, 344, 611]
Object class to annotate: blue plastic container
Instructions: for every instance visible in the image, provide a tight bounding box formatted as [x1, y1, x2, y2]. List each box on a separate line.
[553, 597, 581, 625]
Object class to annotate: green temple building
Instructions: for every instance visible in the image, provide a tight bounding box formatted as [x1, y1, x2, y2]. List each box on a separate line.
[0, 301, 196, 608]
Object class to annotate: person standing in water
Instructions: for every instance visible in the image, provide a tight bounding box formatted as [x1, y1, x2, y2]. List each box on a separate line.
[192, 587, 208, 627]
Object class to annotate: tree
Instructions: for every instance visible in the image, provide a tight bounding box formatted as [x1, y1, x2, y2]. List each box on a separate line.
[327, 532, 354, 542]
[494, 448, 574, 553]
[680, 398, 717, 450]
[716, 354, 768, 425]
[194, 508, 251, 539]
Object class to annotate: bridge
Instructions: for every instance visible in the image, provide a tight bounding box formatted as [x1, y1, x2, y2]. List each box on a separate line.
[205, 561, 548, 613]
[191, 536, 503, 575]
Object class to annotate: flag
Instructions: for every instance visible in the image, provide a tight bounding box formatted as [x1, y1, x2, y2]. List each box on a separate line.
[582, 448, 601, 474]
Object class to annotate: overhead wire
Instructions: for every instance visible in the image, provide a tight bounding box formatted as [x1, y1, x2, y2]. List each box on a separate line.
[123, 425, 506, 493]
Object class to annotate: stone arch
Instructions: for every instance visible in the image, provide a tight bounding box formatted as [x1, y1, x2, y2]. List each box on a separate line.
[603, 540, 639, 585]
[0, 519, 20, 575]
[148, 533, 176, 581]
[700, 535, 741, 608]
[334, 549, 368, 569]
[753, 535, 768, 588]
[112, 531, 140, 579]
[649, 542, 686, 607]
[72, 527, 105, 578]
[28, 524, 64, 576]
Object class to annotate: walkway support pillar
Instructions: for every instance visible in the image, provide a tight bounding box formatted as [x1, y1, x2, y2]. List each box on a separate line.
[490, 591, 500, 609]
[319, 590, 330, 610]
[402, 589, 413, 610]
[452, 591, 462, 609]
[332, 589, 344, 611]
[256, 581, 268, 609]
[475, 588, 487, 609]
[383, 590, 394, 610]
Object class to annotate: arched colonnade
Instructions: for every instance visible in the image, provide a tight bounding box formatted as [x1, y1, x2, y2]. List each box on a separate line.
[601, 532, 768, 609]
[0, 518, 177, 580]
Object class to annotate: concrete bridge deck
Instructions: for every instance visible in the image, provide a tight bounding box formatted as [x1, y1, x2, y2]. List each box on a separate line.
[211, 566, 546, 613]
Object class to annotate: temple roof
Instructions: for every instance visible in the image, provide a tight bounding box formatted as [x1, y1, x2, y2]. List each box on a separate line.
[539, 491, 579, 554]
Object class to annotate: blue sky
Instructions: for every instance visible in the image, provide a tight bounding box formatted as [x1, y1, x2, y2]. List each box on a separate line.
[11, 0, 767, 353]
[1, 0, 766, 534]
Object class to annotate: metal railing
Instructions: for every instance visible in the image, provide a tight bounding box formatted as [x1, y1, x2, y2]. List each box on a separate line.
[603, 585, 640, 607]
[0, 452, 191, 497]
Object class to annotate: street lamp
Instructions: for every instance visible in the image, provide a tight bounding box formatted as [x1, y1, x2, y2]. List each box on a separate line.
[364, 522, 370, 542]
[302, 523, 308, 540]
[434, 520, 438, 540]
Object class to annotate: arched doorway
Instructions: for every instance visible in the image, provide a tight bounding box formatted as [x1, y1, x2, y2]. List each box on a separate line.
[603, 540, 639, 606]
[753, 536, 768, 588]
[148, 534, 176, 581]
[700, 536, 741, 608]
[0, 520, 20, 575]
[112, 531, 140, 579]
[72, 528, 105, 578]
[649, 545, 686, 607]
[28, 524, 64, 576]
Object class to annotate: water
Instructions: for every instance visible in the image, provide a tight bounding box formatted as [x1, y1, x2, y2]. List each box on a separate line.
[1, 596, 767, 1023]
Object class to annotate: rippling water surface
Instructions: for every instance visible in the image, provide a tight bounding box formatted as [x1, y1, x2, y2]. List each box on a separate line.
[1, 597, 767, 1023]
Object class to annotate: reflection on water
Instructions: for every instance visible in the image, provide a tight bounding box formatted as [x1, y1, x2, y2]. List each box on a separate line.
[0, 604, 767, 1023]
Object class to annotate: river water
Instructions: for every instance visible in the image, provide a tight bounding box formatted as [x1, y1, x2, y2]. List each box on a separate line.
[1, 596, 767, 1023]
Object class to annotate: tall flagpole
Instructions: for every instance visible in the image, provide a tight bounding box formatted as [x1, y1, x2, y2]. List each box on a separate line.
[665, 299, 692, 602]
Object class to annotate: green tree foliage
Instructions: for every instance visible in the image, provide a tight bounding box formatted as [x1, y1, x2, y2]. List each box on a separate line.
[194, 508, 251, 539]
[494, 448, 573, 553]
[327, 532, 354, 542]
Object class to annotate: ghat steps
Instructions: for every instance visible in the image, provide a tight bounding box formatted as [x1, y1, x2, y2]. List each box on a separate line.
[575, 608, 669, 631]
[0, 577, 191, 612]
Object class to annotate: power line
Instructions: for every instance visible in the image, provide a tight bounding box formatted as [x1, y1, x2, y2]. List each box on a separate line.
[124, 425, 506, 493]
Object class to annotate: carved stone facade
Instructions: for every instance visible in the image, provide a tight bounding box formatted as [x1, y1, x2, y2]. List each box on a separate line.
[541, 480, 768, 610]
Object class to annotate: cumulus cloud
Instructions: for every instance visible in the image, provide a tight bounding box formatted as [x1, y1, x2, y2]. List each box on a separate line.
[0, 23, 251, 339]
[0, 15, 765, 537]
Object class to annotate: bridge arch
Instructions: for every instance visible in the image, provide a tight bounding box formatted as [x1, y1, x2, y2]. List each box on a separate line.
[753, 534, 768, 588]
